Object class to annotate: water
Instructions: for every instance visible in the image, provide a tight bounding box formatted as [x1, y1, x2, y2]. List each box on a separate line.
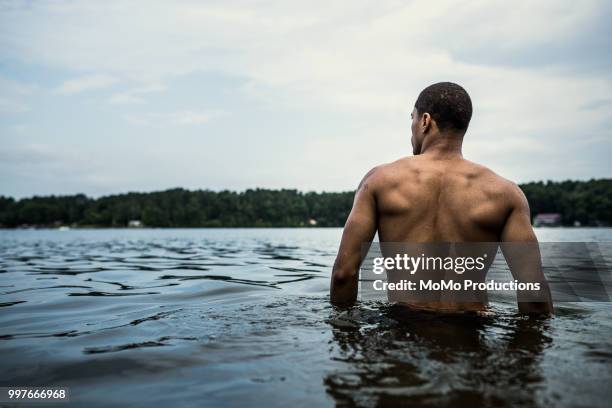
[0, 228, 611, 407]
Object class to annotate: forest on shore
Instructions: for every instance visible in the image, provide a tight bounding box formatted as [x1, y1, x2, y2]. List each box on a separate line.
[0, 179, 610, 228]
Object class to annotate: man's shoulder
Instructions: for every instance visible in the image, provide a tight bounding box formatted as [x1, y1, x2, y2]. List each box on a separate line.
[359, 158, 415, 189]
[463, 160, 526, 204]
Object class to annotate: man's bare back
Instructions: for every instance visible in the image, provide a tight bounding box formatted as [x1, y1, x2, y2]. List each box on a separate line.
[329, 82, 553, 314]
[372, 155, 520, 243]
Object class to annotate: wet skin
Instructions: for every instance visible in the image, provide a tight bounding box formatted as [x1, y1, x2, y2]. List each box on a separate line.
[330, 108, 553, 314]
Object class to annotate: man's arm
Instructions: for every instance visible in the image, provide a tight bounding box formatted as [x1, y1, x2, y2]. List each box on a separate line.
[330, 170, 378, 306]
[500, 185, 554, 314]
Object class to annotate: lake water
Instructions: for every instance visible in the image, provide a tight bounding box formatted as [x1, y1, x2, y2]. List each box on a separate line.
[1, 228, 611, 407]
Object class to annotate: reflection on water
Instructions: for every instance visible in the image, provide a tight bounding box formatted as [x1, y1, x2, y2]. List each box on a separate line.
[0, 228, 611, 407]
[327, 306, 552, 407]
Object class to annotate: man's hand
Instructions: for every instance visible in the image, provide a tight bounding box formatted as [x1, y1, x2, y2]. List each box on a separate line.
[330, 169, 378, 305]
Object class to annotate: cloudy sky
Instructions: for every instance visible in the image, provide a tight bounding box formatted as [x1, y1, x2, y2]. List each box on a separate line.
[1, 0, 611, 198]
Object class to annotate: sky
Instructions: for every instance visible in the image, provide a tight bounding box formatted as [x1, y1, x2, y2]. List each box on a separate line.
[1, 0, 611, 199]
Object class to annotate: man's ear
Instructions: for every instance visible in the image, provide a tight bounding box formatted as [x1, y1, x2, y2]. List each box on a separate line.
[421, 112, 432, 133]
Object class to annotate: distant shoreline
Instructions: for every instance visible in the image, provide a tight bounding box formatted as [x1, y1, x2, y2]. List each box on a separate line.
[1, 179, 610, 229]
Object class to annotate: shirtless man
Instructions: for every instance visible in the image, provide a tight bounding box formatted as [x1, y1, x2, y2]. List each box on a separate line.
[330, 82, 553, 314]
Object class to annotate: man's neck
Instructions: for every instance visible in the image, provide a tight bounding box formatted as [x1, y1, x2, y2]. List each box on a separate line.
[420, 132, 464, 158]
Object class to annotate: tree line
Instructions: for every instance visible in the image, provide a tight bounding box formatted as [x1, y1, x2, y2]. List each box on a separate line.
[0, 179, 610, 228]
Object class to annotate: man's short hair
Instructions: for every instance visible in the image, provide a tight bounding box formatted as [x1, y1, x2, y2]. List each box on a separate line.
[415, 82, 473, 132]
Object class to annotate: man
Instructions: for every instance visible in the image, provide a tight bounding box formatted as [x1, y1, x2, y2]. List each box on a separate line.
[330, 82, 553, 314]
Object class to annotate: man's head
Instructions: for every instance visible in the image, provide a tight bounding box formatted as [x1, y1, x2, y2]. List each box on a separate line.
[411, 82, 473, 155]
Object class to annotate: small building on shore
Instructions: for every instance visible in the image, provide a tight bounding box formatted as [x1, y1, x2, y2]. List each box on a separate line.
[127, 220, 143, 228]
[533, 213, 562, 227]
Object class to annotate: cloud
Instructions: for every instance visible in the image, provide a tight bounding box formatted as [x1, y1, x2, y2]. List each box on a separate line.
[0, 76, 35, 115]
[125, 109, 226, 126]
[580, 98, 612, 111]
[109, 82, 166, 104]
[109, 93, 144, 104]
[169, 110, 225, 125]
[0, 143, 153, 198]
[4, 1, 611, 118]
[57, 73, 119, 94]
[0, 143, 57, 164]
[11, 124, 28, 133]
[0, 0, 610, 196]
[0, 75, 36, 95]
[0, 97, 30, 114]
